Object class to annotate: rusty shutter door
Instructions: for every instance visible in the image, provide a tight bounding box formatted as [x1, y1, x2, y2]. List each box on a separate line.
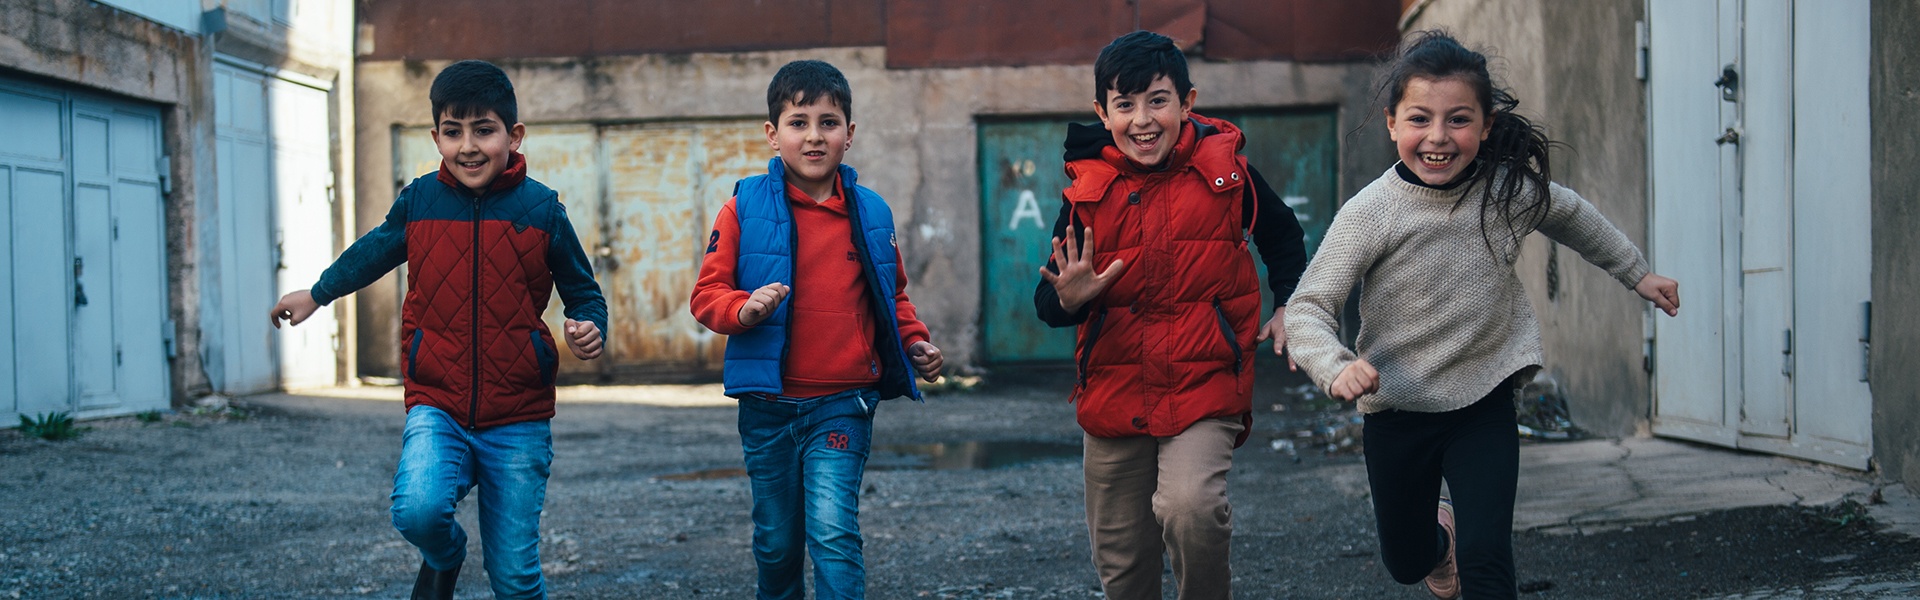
[396, 120, 766, 381]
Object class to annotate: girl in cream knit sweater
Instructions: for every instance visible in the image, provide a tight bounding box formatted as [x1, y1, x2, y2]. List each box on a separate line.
[1285, 31, 1681, 599]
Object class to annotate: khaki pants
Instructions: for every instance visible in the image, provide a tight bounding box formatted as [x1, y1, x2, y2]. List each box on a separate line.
[1083, 416, 1242, 600]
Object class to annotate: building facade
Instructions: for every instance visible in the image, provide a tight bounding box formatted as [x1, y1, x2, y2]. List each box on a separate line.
[352, 0, 1403, 383]
[0, 0, 356, 422]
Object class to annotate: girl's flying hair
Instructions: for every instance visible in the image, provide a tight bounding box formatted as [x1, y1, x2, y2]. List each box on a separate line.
[1378, 30, 1556, 258]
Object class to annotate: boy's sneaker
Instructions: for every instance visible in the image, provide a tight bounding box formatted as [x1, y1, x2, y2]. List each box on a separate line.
[1426, 498, 1460, 599]
[412, 561, 459, 600]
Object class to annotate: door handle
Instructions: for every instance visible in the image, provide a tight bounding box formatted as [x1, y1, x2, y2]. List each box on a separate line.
[73, 257, 88, 307]
[1716, 127, 1741, 146]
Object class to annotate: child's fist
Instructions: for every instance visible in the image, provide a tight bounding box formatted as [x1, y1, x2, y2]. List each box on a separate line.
[1635, 273, 1681, 317]
[737, 282, 791, 327]
[269, 290, 320, 329]
[1329, 358, 1378, 402]
[564, 319, 603, 360]
[908, 341, 944, 383]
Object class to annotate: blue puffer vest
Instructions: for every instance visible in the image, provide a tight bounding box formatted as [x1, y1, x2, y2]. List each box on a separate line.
[723, 158, 921, 402]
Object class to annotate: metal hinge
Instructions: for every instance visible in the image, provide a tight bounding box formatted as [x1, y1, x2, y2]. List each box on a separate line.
[157, 155, 172, 196]
[162, 319, 178, 359]
[1781, 329, 1794, 377]
[1861, 301, 1873, 382]
[1635, 20, 1649, 81]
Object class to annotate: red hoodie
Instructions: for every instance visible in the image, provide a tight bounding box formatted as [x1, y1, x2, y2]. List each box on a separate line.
[690, 177, 931, 398]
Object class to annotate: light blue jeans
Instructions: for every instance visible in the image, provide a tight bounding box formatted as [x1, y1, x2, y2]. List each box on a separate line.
[390, 405, 553, 599]
[738, 388, 879, 600]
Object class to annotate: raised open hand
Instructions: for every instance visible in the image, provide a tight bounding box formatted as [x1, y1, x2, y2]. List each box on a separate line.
[1038, 226, 1129, 313]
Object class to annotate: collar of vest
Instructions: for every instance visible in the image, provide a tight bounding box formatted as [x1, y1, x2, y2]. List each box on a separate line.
[1063, 114, 1245, 203]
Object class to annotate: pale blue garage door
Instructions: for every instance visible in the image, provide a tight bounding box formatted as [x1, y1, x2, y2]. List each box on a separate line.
[0, 77, 170, 421]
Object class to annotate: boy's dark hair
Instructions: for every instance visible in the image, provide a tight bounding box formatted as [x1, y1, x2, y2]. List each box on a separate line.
[1377, 30, 1556, 258]
[1094, 31, 1193, 107]
[766, 60, 852, 123]
[430, 60, 518, 126]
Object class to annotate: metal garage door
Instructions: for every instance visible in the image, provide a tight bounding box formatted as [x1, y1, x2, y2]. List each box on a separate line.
[0, 77, 169, 421]
[976, 110, 1338, 364]
[213, 59, 341, 393]
[395, 120, 767, 379]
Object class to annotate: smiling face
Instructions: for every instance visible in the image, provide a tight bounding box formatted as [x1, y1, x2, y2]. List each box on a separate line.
[432, 109, 524, 195]
[1387, 76, 1490, 186]
[766, 96, 854, 201]
[1095, 75, 1196, 169]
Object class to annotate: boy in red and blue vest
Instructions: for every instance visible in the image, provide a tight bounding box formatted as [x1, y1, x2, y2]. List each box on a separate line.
[690, 59, 942, 599]
[269, 60, 606, 600]
[1033, 31, 1309, 599]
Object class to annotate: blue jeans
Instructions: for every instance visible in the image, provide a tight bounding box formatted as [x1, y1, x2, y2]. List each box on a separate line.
[390, 405, 554, 599]
[738, 388, 879, 600]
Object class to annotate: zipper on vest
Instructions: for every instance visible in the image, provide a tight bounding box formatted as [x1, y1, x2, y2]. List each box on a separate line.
[469, 196, 482, 430]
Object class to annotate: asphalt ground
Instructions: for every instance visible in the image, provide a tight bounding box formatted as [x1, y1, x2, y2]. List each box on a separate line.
[1, 367, 1916, 599]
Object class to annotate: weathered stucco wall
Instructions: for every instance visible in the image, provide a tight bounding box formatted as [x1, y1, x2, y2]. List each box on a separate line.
[353, 46, 1391, 378]
[1870, 0, 1920, 491]
[1405, 0, 1652, 438]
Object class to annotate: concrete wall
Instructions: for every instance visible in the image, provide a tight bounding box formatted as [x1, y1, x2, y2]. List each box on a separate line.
[353, 47, 1392, 377]
[1, 0, 218, 403]
[1870, 0, 1920, 491]
[1405, 0, 1652, 437]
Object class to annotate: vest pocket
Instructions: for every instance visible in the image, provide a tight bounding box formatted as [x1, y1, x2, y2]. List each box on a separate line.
[531, 330, 557, 387]
[406, 329, 422, 383]
[1074, 307, 1109, 398]
[1212, 299, 1243, 375]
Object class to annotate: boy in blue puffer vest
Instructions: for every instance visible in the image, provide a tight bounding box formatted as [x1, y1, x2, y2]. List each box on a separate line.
[689, 59, 943, 599]
[270, 60, 606, 600]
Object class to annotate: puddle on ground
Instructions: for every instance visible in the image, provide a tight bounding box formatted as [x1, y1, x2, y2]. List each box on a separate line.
[650, 441, 1081, 481]
[868, 440, 1081, 471]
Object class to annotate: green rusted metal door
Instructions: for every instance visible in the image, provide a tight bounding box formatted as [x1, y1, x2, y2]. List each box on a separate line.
[1215, 109, 1340, 319]
[979, 118, 1079, 363]
[976, 110, 1338, 364]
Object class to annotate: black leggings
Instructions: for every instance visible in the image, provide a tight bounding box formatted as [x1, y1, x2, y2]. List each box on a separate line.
[1362, 379, 1519, 600]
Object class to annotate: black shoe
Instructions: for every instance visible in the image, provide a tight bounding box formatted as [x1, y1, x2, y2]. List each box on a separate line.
[411, 561, 459, 600]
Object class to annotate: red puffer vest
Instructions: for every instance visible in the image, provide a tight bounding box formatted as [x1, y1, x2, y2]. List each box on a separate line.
[1064, 114, 1259, 444]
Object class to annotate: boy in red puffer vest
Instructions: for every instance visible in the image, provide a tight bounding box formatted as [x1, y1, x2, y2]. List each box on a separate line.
[270, 60, 606, 600]
[1033, 31, 1308, 599]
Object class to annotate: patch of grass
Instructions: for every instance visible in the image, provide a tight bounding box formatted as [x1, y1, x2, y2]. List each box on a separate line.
[135, 410, 165, 424]
[17, 412, 87, 441]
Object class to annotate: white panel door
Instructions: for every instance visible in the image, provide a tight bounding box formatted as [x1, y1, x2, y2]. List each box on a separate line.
[0, 79, 168, 421]
[1649, 0, 1873, 469]
[1736, 0, 1793, 439]
[269, 77, 340, 389]
[1782, 1, 1872, 466]
[214, 64, 280, 394]
[1649, 0, 1736, 445]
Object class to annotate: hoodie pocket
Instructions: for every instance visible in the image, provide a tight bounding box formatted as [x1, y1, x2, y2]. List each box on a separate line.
[531, 330, 557, 388]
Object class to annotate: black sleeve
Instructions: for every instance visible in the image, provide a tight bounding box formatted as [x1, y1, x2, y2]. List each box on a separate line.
[1033, 198, 1092, 327]
[1243, 165, 1309, 305]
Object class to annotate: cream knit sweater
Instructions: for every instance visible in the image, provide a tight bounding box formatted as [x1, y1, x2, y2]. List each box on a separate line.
[1284, 166, 1649, 414]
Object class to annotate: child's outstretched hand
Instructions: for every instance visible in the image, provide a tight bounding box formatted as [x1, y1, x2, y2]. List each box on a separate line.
[564, 319, 603, 360]
[738, 282, 791, 327]
[1635, 273, 1681, 317]
[1039, 226, 1129, 313]
[1329, 358, 1378, 402]
[1255, 306, 1297, 371]
[908, 341, 944, 382]
[269, 290, 320, 329]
